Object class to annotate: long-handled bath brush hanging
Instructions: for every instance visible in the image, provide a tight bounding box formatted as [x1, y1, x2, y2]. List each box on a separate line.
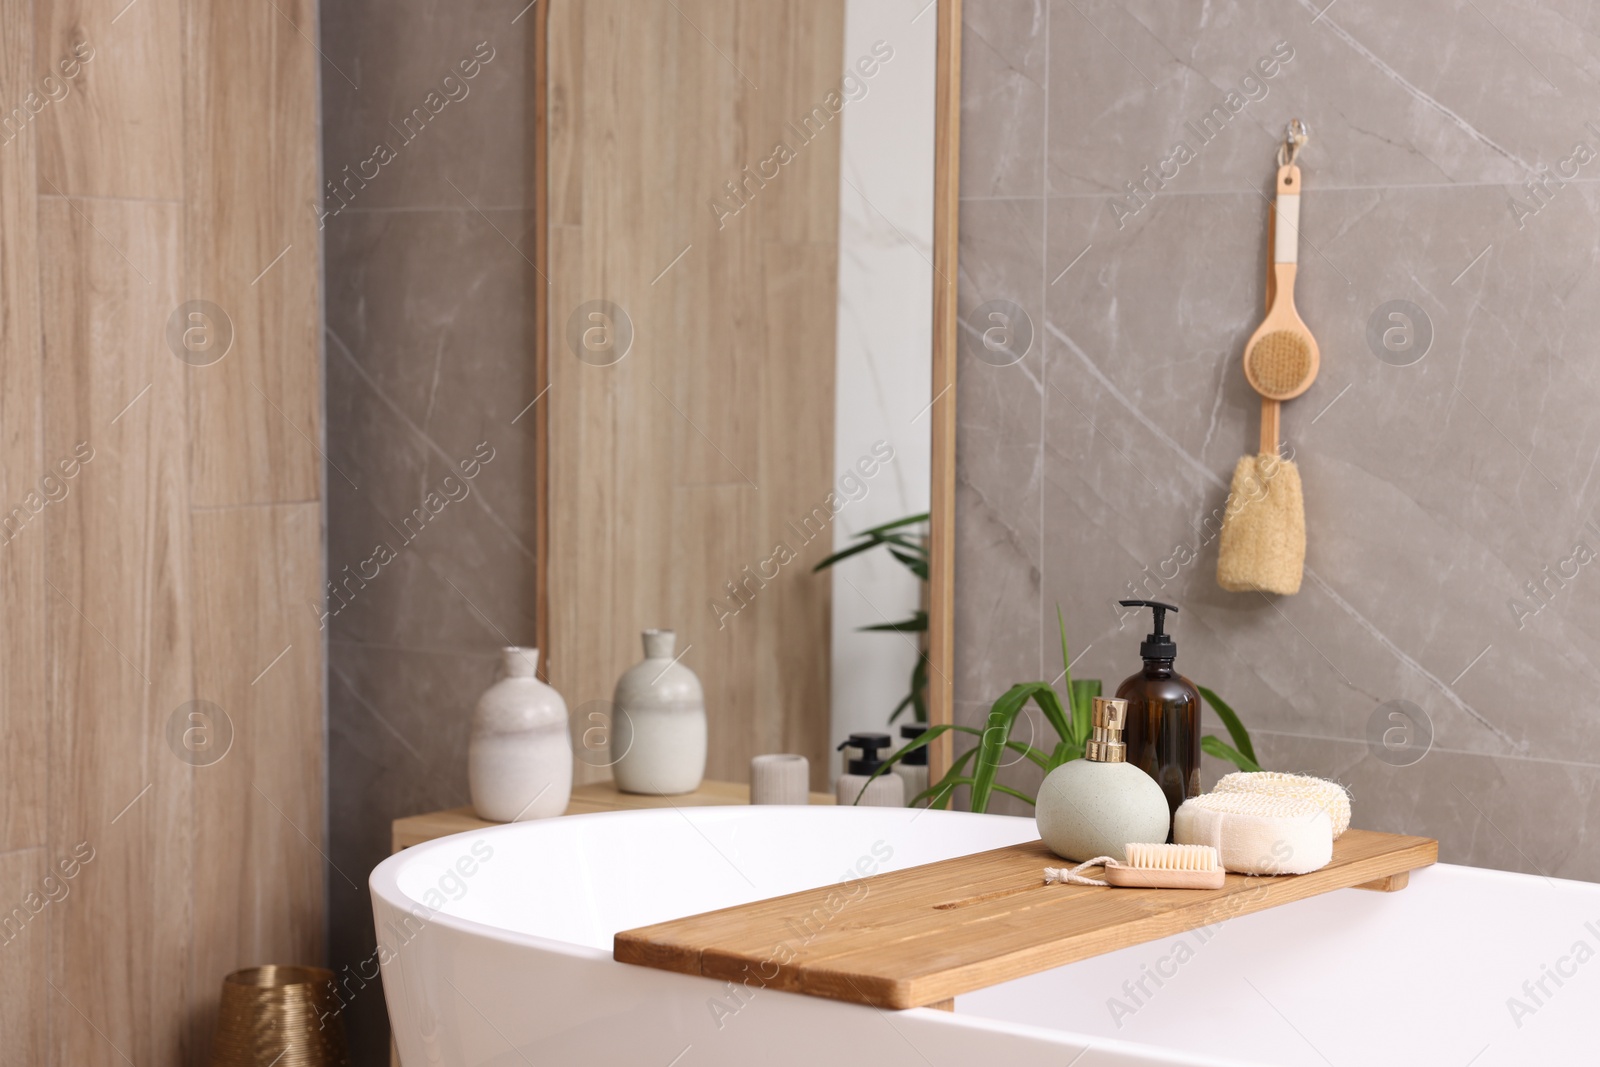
[1217, 120, 1319, 596]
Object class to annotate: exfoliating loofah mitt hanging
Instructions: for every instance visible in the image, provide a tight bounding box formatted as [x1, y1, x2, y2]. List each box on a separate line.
[1216, 121, 1316, 597]
[1217, 452, 1304, 595]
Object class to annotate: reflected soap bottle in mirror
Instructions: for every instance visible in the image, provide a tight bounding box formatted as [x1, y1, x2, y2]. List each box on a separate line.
[836, 733, 905, 807]
[1115, 600, 1201, 826]
[892, 723, 929, 802]
[612, 629, 707, 795]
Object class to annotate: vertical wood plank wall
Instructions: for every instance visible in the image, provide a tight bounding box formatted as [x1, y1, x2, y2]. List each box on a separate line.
[547, 0, 845, 789]
[1, 0, 325, 1062]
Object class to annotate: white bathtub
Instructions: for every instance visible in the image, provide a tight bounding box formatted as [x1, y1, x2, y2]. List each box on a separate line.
[370, 806, 1598, 1066]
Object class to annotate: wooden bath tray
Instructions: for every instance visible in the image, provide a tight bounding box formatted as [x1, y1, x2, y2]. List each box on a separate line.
[615, 828, 1437, 1009]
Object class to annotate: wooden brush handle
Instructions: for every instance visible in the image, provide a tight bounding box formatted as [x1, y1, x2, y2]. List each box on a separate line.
[1274, 165, 1300, 265]
[1259, 171, 1286, 456]
[1260, 396, 1280, 456]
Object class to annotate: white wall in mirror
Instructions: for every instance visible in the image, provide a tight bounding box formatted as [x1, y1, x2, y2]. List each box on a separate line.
[829, 0, 936, 770]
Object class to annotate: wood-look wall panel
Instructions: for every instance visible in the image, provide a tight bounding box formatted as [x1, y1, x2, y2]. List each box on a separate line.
[40, 195, 193, 1066]
[548, 0, 842, 789]
[0, 0, 47, 854]
[755, 241, 834, 763]
[183, 0, 321, 506]
[35, 0, 184, 200]
[0, 851, 48, 1067]
[0, 849, 48, 1067]
[189, 502, 325, 1062]
[549, 218, 617, 782]
[669, 484, 756, 760]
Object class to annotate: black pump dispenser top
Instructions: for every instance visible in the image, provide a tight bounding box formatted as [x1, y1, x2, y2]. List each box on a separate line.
[838, 732, 893, 775]
[899, 723, 928, 766]
[1120, 599, 1179, 661]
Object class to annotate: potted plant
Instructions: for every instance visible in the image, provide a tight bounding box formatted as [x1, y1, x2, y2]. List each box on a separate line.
[812, 512, 929, 724]
[861, 608, 1262, 810]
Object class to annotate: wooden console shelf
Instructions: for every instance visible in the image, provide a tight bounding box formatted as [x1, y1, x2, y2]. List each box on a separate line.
[615, 828, 1438, 1010]
[391, 778, 834, 850]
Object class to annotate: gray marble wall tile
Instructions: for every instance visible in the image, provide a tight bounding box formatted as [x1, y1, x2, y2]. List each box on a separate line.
[320, 0, 533, 212]
[324, 208, 538, 650]
[956, 198, 1047, 703]
[1047, 0, 1600, 198]
[1256, 733, 1600, 884]
[326, 641, 491, 1062]
[321, 3, 537, 1061]
[961, 0, 1048, 198]
[959, 0, 1600, 881]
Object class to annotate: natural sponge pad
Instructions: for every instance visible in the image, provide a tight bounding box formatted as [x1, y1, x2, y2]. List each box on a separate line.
[1174, 792, 1332, 875]
[1214, 771, 1351, 839]
[1216, 452, 1304, 595]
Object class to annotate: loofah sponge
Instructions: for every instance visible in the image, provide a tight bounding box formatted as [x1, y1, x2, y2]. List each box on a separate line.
[1216, 452, 1304, 595]
[1213, 771, 1351, 839]
[1174, 792, 1332, 875]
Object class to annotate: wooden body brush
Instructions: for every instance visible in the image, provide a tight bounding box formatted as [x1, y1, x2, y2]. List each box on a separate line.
[1245, 161, 1320, 451]
[1217, 123, 1316, 596]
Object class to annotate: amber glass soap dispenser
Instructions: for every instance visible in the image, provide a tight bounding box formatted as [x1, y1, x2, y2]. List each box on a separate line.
[1116, 599, 1201, 823]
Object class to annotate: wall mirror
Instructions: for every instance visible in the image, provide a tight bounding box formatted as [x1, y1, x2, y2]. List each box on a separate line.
[539, 0, 961, 788]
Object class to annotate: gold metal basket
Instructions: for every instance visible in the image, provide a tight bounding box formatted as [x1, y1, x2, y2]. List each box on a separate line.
[209, 965, 350, 1067]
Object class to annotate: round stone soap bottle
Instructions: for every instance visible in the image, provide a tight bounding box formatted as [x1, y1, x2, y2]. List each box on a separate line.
[468, 647, 572, 821]
[612, 629, 707, 795]
[1036, 697, 1170, 862]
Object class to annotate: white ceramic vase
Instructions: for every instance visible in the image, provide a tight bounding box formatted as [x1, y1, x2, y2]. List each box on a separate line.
[611, 629, 706, 795]
[469, 647, 572, 821]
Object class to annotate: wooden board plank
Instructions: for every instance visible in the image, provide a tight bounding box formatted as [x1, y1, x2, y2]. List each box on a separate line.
[0, 849, 48, 1066]
[41, 194, 193, 1065]
[616, 828, 1439, 1009]
[0, 0, 47, 855]
[182, 0, 321, 506]
[36, 0, 184, 200]
[189, 503, 325, 1063]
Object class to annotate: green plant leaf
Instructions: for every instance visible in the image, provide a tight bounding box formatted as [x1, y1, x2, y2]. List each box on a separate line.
[969, 684, 1033, 813]
[912, 746, 981, 808]
[811, 537, 886, 572]
[859, 611, 928, 633]
[1069, 678, 1100, 746]
[1026, 683, 1072, 745]
[992, 783, 1036, 806]
[855, 512, 930, 537]
[851, 723, 950, 805]
[1048, 738, 1084, 769]
[1202, 734, 1263, 773]
[1056, 604, 1073, 689]
[851, 723, 990, 805]
[887, 691, 916, 723]
[875, 533, 929, 557]
[916, 776, 975, 809]
[888, 548, 929, 580]
[1198, 686, 1257, 766]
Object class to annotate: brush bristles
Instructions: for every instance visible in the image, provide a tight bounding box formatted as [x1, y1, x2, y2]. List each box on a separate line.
[1246, 330, 1313, 395]
[1123, 843, 1219, 872]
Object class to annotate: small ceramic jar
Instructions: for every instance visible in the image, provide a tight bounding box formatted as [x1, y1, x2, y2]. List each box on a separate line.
[612, 629, 706, 795]
[468, 647, 572, 821]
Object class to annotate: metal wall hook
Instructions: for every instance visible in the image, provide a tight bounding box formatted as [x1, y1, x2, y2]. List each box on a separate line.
[1277, 119, 1309, 167]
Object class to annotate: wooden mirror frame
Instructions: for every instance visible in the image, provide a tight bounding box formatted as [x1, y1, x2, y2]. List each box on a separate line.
[927, 0, 961, 781]
[529, 0, 962, 784]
